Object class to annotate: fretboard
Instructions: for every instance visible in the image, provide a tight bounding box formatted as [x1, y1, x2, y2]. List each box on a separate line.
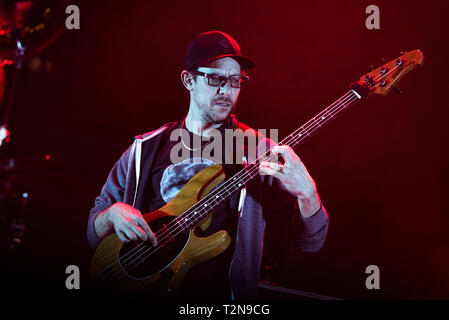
[174, 89, 361, 232]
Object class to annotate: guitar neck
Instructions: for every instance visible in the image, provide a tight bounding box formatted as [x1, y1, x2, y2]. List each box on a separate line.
[278, 89, 360, 149]
[176, 89, 361, 230]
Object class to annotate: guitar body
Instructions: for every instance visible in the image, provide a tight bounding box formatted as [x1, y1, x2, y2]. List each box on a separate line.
[90, 164, 232, 296]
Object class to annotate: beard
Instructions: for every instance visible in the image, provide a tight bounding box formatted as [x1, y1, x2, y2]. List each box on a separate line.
[197, 96, 236, 124]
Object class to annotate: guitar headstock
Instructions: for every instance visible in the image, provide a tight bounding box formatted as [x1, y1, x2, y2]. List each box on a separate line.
[357, 50, 424, 97]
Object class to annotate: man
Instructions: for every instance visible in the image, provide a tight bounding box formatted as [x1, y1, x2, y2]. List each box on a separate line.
[88, 31, 328, 300]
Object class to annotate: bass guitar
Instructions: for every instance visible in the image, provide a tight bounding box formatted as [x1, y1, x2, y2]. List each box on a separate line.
[90, 50, 424, 295]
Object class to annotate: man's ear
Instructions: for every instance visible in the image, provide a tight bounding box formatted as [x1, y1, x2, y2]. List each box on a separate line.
[181, 70, 194, 91]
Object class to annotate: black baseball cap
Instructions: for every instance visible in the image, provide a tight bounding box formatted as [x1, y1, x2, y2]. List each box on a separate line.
[184, 31, 255, 71]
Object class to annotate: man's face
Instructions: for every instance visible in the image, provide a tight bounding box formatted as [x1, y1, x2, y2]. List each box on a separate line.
[191, 57, 242, 124]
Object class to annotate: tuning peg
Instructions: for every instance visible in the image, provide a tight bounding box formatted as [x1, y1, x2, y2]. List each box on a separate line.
[400, 51, 407, 55]
[393, 85, 403, 95]
[369, 65, 374, 71]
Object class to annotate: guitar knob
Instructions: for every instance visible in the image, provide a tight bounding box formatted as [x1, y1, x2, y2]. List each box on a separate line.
[393, 85, 403, 95]
[364, 75, 375, 87]
[396, 59, 403, 67]
[380, 80, 387, 87]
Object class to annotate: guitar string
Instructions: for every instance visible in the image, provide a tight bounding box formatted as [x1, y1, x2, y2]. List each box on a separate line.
[101, 105, 360, 288]
[109, 91, 355, 266]
[121, 63, 400, 261]
[101, 91, 359, 280]
[100, 61, 402, 284]
[102, 65, 399, 283]
[107, 96, 362, 286]
[128, 91, 356, 249]
[100, 93, 360, 285]
[99, 92, 357, 285]
[371, 65, 400, 89]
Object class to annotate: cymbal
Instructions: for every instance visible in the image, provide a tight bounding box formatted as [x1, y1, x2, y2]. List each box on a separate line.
[0, 0, 67, 60]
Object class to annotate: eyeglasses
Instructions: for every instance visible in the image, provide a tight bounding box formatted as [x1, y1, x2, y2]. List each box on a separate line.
[192, 70, 250, 88]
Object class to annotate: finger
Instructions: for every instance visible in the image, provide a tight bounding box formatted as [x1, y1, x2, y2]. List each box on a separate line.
[136, 219, 158, 246]
[130, 224, 148, 242]
[259, 161, 283, 178]
[125, 218, 148, 241]
[113, 224, 129, 242]
[121, 226, 138, 242]
[117, 230, 130, 242]
[260, 161, 282, 171]
[271, 145, 296, 168]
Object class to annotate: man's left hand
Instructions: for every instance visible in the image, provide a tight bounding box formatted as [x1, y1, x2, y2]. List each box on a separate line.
[259, 145, 321, 217]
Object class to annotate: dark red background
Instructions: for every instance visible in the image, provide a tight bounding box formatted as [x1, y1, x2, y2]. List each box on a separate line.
[1, 0, 448, 300]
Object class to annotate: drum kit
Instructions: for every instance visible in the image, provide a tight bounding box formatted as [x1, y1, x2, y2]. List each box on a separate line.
[0, 0, 67, 251]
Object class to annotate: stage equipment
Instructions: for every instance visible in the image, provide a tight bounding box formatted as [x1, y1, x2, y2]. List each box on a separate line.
[0, 0, 67, 250]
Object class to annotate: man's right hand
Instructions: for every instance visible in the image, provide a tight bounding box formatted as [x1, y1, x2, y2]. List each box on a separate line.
[95, 202, 158, 246]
